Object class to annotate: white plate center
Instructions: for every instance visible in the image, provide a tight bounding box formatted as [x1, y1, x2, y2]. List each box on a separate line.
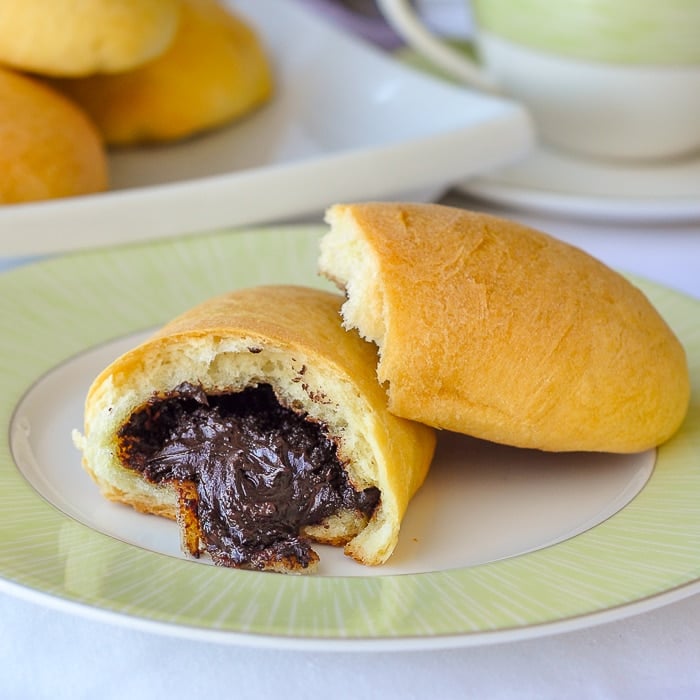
[10, 332, 654, 577]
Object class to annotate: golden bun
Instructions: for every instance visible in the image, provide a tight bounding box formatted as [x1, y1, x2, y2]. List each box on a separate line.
[0, 66, 107, 203]
[73, 285, 435, 573]
[319, 202, 690, 453]
[0, 0, 181, 77]
[53, 0, 273, 145]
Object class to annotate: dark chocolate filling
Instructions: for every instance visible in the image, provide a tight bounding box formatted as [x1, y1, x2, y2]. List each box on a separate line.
[117, 383, 379, 570]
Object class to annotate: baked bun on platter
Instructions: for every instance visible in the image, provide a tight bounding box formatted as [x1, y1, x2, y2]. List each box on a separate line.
[319, 202, 690, 453]
[53, 0, 273, 145]
[0, 0, 181, 77]
[0, 66, 107, 203]
[73, 286, 435, 574]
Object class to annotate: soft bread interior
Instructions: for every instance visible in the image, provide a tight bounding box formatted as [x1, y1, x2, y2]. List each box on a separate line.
[74, 286, 435, 572]
[319, 202, 690, 454]
[319, 220, 386, 347]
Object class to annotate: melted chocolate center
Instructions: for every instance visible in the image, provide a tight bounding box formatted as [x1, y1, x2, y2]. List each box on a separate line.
[117, 383, 379, 570]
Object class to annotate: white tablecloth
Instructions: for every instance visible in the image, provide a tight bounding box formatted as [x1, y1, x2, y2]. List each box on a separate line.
[2, 582, 700, 699]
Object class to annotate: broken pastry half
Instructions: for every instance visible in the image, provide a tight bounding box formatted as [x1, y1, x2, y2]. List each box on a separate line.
[319, 202, 690, 454]
[73, 285, 436, 574]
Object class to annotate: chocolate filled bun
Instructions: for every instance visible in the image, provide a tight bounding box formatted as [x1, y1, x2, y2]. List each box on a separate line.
[73, 286, 435, 574]
[52, 0, 273, 145]
[0, 66, 107, 203]
[319, 202, 690, 453]
[0, 0, 181, 77]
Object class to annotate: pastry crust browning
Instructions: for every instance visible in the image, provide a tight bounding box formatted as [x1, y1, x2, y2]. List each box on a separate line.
[319, 202, 690, 453]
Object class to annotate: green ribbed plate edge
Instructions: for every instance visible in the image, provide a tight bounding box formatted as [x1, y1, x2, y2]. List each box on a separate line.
[0, 225, 698, 649]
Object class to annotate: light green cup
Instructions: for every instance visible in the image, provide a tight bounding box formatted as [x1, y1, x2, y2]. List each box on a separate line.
[473, 0, 700, 65]
[378, 0, 700, 161]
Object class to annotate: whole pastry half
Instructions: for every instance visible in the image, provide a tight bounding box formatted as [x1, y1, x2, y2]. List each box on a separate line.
[73, 285, 435, 574]
[319, 202, 690, 454]
[0, 66, 107, 203]
[53, 0, 273, 145]
[0, 0, 181, 76]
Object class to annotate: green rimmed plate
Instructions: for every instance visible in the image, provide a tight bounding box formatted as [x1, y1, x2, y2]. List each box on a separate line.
[1, 226, 699, 650]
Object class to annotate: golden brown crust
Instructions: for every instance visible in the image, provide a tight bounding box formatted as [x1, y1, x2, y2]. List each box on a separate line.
[53, 0, 273, 144]
[0, 0, 181, 76]
[319, 202, 690, 453]
[74, 285, 436, 573]
[0, 67, 107, 203]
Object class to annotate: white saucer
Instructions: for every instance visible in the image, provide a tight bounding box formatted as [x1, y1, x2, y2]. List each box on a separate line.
[459, 145, 700, 223]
